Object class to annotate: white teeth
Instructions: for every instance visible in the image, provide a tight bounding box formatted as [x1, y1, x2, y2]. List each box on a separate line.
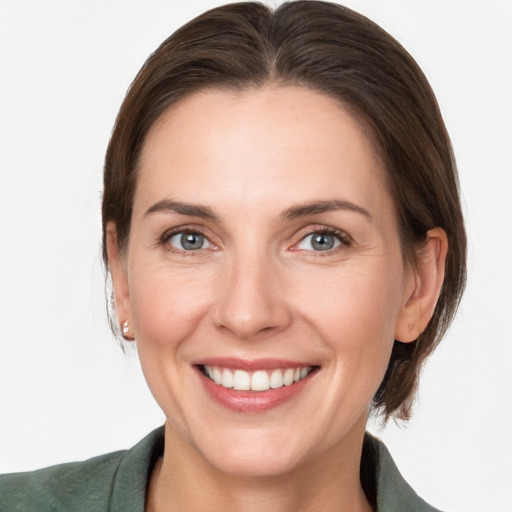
[221, 368, 233, 388]
[203, 365, 313, 391]
[251, 371, 270, 391]
[270, 369, 284, 388]
[233, 370, 251, 390]
[213, 367, 222, 385]
[283, 368, 294, 385]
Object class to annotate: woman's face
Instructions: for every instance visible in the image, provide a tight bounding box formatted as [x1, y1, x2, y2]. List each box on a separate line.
[112, 86, 417, 476]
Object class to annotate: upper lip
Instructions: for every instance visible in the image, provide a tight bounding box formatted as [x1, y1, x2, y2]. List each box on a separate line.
[192, 357, 317, 371]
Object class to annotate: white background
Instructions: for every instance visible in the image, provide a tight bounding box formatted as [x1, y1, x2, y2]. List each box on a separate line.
[0, 1, 511, 511]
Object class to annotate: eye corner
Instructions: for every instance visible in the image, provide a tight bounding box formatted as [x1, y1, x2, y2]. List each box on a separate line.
[159, 226, 218, 254]
[292, 227, 353, 254]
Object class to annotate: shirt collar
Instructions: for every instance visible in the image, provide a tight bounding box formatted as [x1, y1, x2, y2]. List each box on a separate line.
[110, 427, 440, 512]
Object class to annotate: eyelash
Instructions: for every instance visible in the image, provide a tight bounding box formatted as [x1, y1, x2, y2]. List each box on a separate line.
[159, 226, 352, 255]
[293, 227, 352, 255]
[159, 226, 214, 255]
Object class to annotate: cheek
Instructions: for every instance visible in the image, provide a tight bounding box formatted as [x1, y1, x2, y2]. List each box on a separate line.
[126, 266, 217, 426]
[294, 262, 403, 384]
[300, 264, 401, 339]
[128, 265, 214, 349]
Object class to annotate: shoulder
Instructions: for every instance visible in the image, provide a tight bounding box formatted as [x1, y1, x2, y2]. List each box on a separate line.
[0, 426, 165, 512]
[0, 450, 126, 512]
[363, 432, 446, 512]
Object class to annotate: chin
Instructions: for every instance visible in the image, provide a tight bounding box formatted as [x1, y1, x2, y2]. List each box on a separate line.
[183, 423, 310, 478]
[204, 442, 304, 478]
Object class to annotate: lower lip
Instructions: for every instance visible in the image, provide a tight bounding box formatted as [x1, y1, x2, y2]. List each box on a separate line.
[196, 368, 316, 413]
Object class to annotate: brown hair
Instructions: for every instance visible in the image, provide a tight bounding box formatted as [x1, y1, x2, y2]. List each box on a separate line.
[102, 0, 466, 420]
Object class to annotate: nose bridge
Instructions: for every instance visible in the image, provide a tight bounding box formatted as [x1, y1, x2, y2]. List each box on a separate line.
[213, 242, 291, 339]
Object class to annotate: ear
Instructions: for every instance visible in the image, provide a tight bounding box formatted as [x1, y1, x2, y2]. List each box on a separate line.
[106, 221, 132, 336]
[395, 228, 448, 342]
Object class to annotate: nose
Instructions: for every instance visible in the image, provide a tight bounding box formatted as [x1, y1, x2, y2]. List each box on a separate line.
[212, 251, 293, 340]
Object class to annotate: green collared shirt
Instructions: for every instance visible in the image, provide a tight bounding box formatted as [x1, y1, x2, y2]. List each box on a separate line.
[0, 427, 442, 511]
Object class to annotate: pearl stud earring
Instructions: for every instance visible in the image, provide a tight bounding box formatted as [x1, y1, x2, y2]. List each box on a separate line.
[122, 320, 129, 335]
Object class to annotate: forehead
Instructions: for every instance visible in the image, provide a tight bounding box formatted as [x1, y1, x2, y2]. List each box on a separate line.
[136, 86, 391, 219]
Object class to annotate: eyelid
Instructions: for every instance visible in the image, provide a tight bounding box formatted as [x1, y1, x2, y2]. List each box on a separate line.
[159, 225, 218, 251]
[157, 223, 351, 254]
[289, 225, 352, 252]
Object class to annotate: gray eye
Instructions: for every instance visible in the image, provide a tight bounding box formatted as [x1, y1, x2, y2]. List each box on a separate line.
[298, 233, 341, 251]
[169, 232, 208, 251]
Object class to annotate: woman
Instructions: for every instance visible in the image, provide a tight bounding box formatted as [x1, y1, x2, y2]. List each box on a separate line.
[1, 1, 466, 511]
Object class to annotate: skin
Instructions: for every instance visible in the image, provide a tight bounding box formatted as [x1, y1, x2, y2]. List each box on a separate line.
[107, 86, 447, 512]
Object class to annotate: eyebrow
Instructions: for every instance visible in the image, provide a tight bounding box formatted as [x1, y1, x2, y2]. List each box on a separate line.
[281, 200, 373, 222]
[143, 200, 220, 221]
[143, 198, 373, 223]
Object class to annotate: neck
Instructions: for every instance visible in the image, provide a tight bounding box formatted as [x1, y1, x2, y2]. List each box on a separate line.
[146, 417, 373, 512]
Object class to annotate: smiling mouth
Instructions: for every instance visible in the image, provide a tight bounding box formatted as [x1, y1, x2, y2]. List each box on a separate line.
[198, 364, 317, 392]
